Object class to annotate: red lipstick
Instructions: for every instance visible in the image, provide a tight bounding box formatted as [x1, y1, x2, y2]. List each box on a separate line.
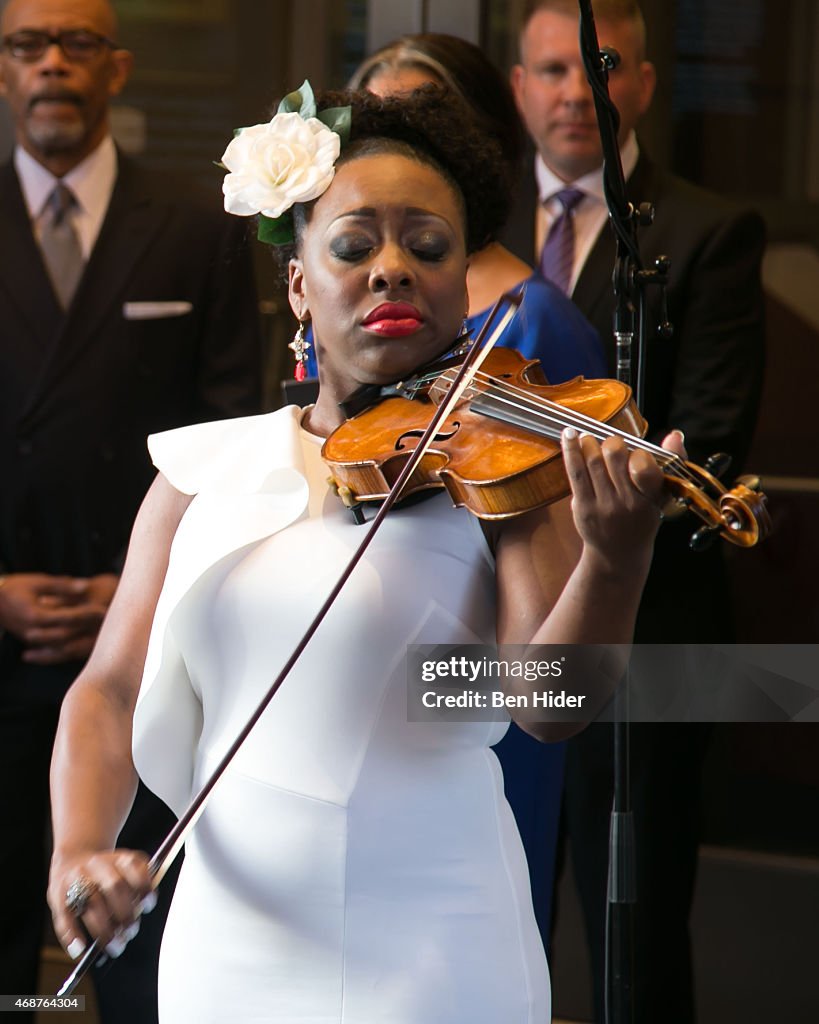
[362, 302, 424, 337]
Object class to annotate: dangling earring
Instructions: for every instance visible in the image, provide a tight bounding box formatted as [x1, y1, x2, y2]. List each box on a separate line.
[289, 319, 311, 381]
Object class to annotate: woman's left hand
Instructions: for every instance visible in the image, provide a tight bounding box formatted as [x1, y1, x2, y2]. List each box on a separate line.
[561, 427, 685, 572]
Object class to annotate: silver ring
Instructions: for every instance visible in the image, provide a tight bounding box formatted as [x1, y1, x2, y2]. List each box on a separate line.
[65, 876, 98, 917]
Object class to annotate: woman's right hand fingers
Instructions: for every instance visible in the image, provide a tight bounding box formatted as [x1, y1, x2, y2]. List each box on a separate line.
[49, 850, 154, 960]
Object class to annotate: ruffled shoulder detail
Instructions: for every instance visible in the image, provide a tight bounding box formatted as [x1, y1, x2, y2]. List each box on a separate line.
[148, 406, 307, 496]
[134, 405, 313, 815]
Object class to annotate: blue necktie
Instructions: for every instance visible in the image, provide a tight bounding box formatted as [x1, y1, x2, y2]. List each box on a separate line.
[539, 187, 584, 294]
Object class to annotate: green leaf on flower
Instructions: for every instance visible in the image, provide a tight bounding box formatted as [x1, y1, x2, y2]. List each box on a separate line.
[257, 212, 294, 246]
[276, 80, 350, 146]
[318, 105, 351, 147]
[278, 79, 316, 119]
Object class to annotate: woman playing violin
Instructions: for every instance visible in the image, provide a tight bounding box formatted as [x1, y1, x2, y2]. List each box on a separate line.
[48, 86, 682, 1023]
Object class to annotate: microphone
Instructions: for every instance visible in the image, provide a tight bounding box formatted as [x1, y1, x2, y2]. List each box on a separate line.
[599, 45, 621, 70]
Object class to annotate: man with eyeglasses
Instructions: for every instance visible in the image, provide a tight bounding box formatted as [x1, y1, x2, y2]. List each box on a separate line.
[0, 0, 261, 1020]
[3, 26, 118, 61]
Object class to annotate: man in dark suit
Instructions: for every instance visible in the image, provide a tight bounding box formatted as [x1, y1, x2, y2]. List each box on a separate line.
[503, 2, 765, 1021]
[0, 0, 261, 1019]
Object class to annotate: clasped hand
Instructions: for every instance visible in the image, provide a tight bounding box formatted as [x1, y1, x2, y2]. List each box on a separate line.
[0, 572, 118, 664]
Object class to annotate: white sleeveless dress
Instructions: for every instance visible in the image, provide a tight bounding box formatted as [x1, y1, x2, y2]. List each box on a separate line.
[132, 406, 551, 1023]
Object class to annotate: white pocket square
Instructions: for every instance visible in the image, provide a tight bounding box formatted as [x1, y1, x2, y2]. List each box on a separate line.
[123, 301, 193, 320]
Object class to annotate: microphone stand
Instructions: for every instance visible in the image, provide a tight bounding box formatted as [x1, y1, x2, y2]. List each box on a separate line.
[576, 3, 672, 1022]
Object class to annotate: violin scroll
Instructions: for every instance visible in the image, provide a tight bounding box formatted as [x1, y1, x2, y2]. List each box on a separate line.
[663, 459, 771, 550]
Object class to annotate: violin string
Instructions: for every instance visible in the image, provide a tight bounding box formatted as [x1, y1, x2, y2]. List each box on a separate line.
[413, 362, 702, 487]
[476, 375, 700, 484]
[431, 368, 611, 439]
[472, 371, 673, 456]
[463, 369, 650, 443]
[483, 378, 702, 487]
[437, 369, 700, 485]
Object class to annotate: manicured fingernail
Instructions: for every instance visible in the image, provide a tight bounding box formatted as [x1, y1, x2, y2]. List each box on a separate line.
[562, 427, 577, 441]
[673, 429, 685, 443]
[105, 934, 128, 958]
[139, 891, 157, 914]
[123, 920, 141, 942]
[67, 937, 86, 960]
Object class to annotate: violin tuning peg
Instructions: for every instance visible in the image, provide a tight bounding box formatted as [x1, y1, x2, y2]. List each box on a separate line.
[703, 452, 732, 479]
[735, 473, 762, 492]
[689, 524, 720, 552]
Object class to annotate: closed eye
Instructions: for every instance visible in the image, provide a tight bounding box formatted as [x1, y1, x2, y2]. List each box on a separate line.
[411, 247, 448, 262]
[330, 242, 373, 262]
[409, 231, 450, 262]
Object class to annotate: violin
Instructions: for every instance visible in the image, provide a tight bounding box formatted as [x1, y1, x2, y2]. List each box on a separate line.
[323, 346, 771, 549]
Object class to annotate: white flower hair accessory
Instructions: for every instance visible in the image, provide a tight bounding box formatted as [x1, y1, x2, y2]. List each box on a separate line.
[222, 115, 339, 217]
[220, 80, 351, 245]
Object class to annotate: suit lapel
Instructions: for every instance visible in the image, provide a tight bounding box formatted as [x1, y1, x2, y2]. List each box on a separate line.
[503, 159, 539, 265]
[0, 161, 64, 347]
[572, 223, 617, 330]
[62, 156, 165, 343]
[22, 157, 167, 423]
[571, 153, 659, 355]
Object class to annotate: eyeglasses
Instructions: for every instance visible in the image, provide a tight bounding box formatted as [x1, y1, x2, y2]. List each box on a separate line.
[1, 30, 118, 63]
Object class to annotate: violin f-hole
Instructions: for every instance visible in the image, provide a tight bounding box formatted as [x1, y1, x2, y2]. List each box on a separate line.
[395, 422, 461, 451]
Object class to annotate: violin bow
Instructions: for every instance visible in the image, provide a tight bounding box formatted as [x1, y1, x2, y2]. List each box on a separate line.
[58, 289, 522, 997]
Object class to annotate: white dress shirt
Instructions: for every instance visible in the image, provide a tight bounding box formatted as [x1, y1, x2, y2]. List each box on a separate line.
[15, 135, 118, 261]
[534, 132, 640, 295]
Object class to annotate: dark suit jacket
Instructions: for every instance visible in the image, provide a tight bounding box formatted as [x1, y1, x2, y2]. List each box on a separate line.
[0, 150, 262, 1016]
[502, 150, 766, 470]
[0, 152, 261, 594]
[503, 151, 767, 1022]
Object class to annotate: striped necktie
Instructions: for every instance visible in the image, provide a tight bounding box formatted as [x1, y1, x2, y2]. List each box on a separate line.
[539, 187, 584, 294]
[40, 182, 84, 310]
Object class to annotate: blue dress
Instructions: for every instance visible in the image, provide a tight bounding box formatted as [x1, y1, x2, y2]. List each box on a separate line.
[303, 270, 606, 950]
[467, 271, 606, 382]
